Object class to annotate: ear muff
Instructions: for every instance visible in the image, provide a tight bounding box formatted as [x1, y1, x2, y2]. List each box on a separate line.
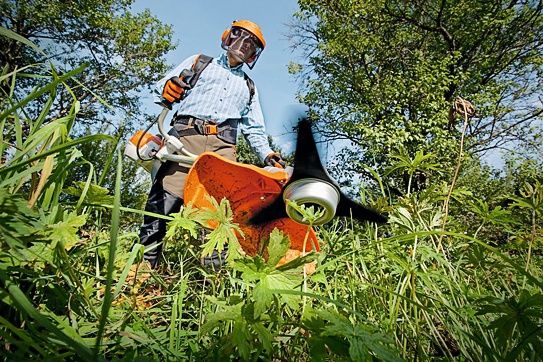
[221, 28, 230, 44]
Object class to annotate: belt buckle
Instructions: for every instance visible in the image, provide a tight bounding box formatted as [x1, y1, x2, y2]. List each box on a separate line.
[203, 123, 218, 135]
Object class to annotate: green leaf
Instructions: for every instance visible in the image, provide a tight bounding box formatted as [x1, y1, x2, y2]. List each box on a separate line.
[266, 228, 290, 267]
[64, 182, 114, 206]
[95, 148, 122, 353]
[200, 301, 243, 336]
[253, 277, 274, 317]
[0, 191, 43, 248]
[252, 322, 273, 353]
[44, 213, 86, 250]
[348, 337, 370, 362]
[226, 235, 244, 263]
[232, 319, 251, 360]
[285, 199, 326, 225]
[197, 196, 244, 261]
[233, 256, 268, 281]
[316, 310, 401, 362]
[265, 271, 301, 310]
[1, 278, 94, 359]
[0, 64, 87, 123]
[0, 134, 115, 176]
[165, 209, 198, 240]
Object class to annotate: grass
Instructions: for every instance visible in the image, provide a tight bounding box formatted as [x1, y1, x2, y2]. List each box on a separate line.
[1, 43, 542, 361]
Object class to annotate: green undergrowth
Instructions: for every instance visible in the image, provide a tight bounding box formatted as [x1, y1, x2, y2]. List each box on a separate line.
[1, 36, 542, 362]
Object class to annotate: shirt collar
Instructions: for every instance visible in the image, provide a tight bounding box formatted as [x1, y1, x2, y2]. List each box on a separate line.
[218, 52, 244, 74]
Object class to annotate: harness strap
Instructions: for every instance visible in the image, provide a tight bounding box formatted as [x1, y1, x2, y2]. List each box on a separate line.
[189, 54, 213, 88]
[244, 73, 255, 106]
[173, 116, 238, 144]
[176, 128, 200, 137]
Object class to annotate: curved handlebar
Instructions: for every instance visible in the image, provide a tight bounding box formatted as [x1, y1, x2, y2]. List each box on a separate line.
[156, 107, 198, 165]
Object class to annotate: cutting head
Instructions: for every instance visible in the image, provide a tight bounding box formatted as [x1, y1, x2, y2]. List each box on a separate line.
[250, 117, 387, 225]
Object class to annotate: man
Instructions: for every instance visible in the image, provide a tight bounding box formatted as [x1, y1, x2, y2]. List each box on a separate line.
[138, 20, 285, 269]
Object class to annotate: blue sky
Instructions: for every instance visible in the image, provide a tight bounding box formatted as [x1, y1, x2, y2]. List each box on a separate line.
[131, 0, 305, 153]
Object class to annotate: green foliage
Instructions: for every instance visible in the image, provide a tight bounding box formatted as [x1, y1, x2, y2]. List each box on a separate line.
[303, 308, 402, 362]
[65, 181, 115, 207]
[198, 196, 244, 262]
[510, 180, 543, 218]
[199, 228, 313, 360]
[291, 0, 543, 176]
[235, 134, 263, 166]
[1, 5, 543, 362]
[43, 212, 87, 250]
[1, 0, 176, 133]
[165, 203, 200, 241]
[286, 199, 326, 225]
[385, 147, 441, 195]
[0, 190, 42, 249]
[476, 290, 543, 360]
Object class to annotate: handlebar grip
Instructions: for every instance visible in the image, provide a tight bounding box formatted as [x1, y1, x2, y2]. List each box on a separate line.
[273, 161, 285, 169]
[159, 99, 174, 110]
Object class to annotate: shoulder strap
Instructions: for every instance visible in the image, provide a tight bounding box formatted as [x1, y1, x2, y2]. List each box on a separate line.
[244, 73, 255, 107]
[188, 54, 213, 88]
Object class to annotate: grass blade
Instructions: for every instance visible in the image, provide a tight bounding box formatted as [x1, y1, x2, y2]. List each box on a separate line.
[0, 63, 86, 122]
[1, 279, 94, 360]
[0, 26, 46, 56]
[0, 315, 48, 357]
[94, 147, 122, 354]
[0, 134, 115, 175]
[112, 244, 144, 301]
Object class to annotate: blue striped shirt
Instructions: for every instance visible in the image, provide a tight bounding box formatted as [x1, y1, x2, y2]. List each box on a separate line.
[154, 52, 273, 161]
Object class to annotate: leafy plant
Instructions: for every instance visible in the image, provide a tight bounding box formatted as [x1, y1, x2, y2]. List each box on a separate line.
[303, 308, 402, 362]
[385, 147, 441, 195]
[475, 290, 543, 360]
[200, 228, 316, 360]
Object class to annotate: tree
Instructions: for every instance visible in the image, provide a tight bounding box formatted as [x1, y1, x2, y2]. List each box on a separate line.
[1, 0, 177, 215]
[290, 0, 543, 176]
[1, 0, 175, 133]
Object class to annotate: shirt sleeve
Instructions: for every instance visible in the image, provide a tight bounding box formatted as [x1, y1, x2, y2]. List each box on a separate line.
[153, 54, 200, 105]
[238, 84, 274, 162]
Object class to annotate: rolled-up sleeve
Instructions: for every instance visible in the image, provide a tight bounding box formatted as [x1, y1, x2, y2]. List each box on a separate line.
[239, 85, 273, 161]
[153, 54, 199, 105]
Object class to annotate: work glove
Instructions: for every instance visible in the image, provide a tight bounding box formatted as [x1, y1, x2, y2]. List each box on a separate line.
[162, 76, 190, 106]
[264, 152, 286, 168]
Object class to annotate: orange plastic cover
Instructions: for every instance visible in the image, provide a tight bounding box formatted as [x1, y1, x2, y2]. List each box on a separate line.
[130, 130, 161, 148]
[184, 152, 320, 256]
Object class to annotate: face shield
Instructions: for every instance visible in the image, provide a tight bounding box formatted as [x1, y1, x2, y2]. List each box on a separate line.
[222, 27, 264, 69]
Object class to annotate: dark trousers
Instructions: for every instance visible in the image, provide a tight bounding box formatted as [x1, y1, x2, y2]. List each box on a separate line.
[138, 171, 183, 268]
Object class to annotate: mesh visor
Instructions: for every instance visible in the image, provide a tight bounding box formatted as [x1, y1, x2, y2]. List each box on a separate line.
[224, 27, 263, 68]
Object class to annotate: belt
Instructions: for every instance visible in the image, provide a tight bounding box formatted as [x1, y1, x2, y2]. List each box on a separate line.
[172, 115, 239, 144]
[175, 116, 219, 135]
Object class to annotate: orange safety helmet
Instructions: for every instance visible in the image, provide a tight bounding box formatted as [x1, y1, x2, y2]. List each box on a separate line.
[221, 20, 266, 69]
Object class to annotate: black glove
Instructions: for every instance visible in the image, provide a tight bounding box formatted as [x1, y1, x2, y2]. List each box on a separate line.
[162, 76, 191, 107]
[264, 152, 286, 168]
